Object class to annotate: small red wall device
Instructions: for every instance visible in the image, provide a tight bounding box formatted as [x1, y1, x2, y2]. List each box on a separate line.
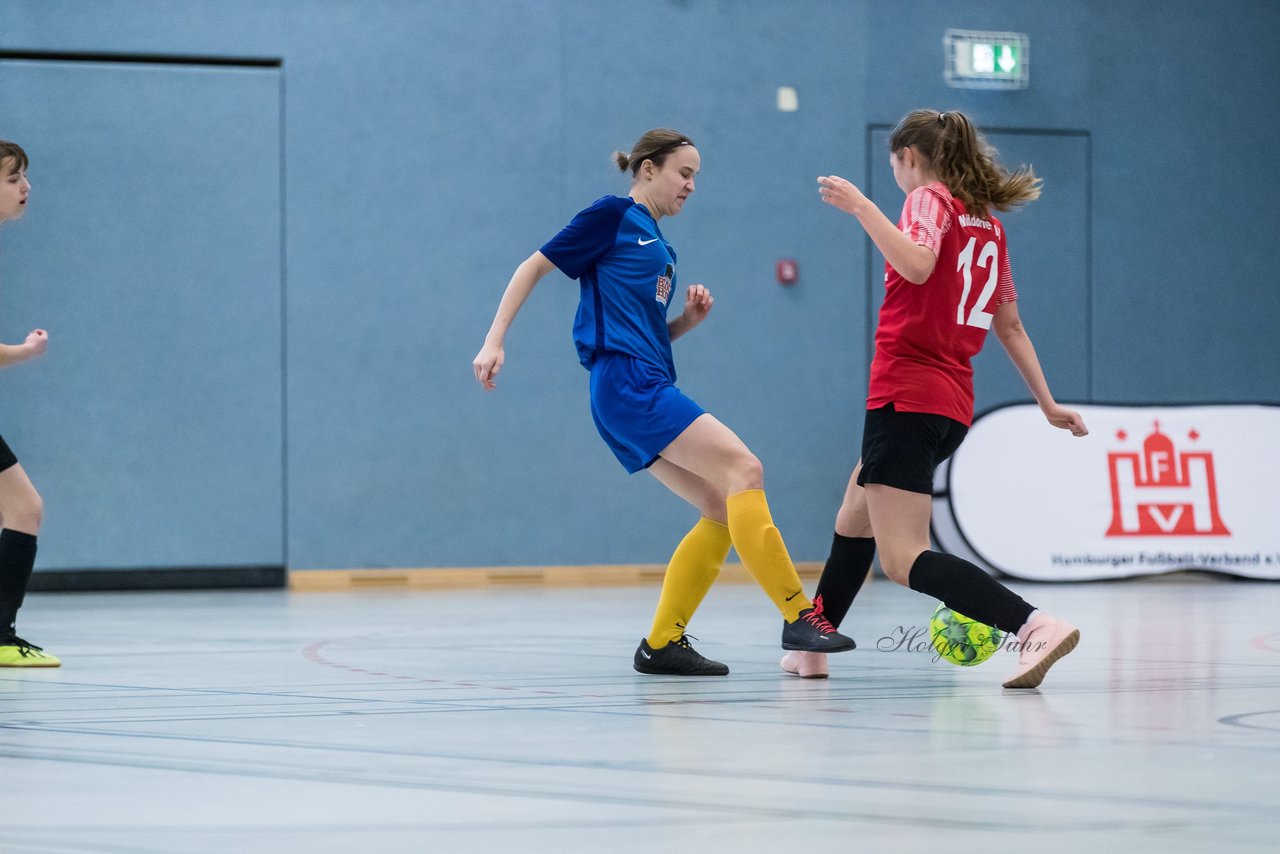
[775, 258, 798, 285]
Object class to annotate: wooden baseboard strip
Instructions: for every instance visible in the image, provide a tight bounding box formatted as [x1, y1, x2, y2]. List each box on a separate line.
[289, 562, 829, 592]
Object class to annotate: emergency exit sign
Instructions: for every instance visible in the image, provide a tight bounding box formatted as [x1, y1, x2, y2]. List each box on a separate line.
[945, 29, 1029, 90]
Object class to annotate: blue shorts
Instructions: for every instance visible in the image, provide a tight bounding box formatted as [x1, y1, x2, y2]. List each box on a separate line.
[589, 353, 705, 474]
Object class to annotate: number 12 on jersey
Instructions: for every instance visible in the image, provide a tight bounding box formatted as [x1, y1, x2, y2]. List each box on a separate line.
[956, 237, 998, 329]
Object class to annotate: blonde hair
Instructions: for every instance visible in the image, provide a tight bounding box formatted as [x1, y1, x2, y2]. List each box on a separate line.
[888, 110, 1039, 220]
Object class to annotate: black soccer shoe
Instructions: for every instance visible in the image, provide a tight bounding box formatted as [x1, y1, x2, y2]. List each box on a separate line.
[782, 596, 856, 653]
[633, 636, 730, 676]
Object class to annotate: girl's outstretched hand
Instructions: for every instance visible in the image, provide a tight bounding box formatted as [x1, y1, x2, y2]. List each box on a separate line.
[1044, 403, 1088, 437]
[24, 328, 48, 358]
[818, 175, 871, 216]
[472, 341, 504, 391]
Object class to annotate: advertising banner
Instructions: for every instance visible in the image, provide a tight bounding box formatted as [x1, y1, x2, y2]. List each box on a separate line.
[931, 403, 1280, 580]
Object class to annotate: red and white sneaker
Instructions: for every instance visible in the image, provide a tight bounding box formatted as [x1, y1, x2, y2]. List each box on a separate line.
[780, 650, 829, 679]
[1002, 614, 1079, 689]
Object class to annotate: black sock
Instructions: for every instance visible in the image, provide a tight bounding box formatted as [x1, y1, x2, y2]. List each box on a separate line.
[814, 533, 876, 629]
[907, 550, 1033, 635]
[0, 529, 38, 637]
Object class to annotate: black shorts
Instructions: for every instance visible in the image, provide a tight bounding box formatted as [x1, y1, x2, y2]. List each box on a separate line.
[0, 434, 16, 473]
[856, 403, 968, 495]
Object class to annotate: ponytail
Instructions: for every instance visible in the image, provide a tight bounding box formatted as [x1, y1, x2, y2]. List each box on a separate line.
[889, 110, 1039, 219]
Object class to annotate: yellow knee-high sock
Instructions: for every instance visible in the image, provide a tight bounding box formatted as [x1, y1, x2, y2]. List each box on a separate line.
[726, 489, 812, 622]
[647, 517, 732, 648]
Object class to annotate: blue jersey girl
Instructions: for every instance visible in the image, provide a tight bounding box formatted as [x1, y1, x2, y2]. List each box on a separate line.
[473, 129, 853, 676]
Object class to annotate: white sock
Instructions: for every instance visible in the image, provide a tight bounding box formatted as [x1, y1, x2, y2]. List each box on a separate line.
[1017, 609, 1041, 640]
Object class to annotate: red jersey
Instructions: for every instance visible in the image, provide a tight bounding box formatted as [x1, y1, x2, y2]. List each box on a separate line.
[866, 182, 1017, 426]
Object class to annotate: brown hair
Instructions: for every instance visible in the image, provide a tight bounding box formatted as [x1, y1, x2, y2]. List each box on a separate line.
[0, 140, 29, 175]
[613, 129, 694, 177]
[888, 110, 1039, 220]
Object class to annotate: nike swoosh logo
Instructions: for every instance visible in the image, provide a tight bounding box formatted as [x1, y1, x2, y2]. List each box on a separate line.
[638, 237, 660, 246]
[785, 590, 802, 602]
[640, 649, 651, 659]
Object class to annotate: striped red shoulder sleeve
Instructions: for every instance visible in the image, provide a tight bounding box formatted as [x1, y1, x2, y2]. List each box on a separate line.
[992, 215, 1018, 304]
[899, 183, 953, 254]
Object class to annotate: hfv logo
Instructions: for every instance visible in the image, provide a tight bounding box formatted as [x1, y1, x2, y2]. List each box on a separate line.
[1106, 421, 1230, 537]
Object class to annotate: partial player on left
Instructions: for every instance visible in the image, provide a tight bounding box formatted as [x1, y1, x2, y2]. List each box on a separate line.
[0, 139, 59, 668]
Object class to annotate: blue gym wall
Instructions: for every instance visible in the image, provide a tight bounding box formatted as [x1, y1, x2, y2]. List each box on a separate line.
[0, 1, 1276, 573]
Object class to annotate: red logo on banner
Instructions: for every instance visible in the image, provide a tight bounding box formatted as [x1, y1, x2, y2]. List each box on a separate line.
[1106, 422, 1230, 537]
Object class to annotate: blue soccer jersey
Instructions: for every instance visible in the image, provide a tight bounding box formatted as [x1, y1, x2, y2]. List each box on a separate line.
[540, 195, 679, 378]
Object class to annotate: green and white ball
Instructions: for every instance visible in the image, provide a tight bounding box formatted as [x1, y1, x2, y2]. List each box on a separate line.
[929, 604, 1003, 666]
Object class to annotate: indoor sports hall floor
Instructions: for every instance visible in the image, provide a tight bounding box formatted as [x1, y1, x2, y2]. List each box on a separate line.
[3, 574, 1278, 853]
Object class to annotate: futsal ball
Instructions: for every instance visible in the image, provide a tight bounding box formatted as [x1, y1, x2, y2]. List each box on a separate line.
[929, 604, 1003, 666]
